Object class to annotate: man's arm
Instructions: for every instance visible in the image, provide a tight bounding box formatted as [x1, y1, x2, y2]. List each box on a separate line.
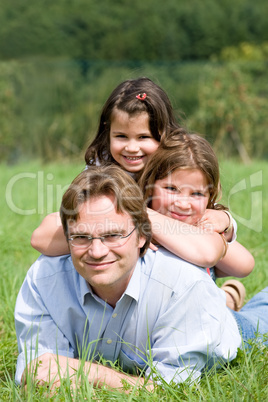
[23, 353, 154, 392]
[142, 272, 241, 384]
[15, 257, 152, 392]
[14, 258, 75, 384]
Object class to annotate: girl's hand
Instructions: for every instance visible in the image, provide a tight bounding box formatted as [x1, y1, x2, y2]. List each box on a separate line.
[197, 209, 230, 234]
[149, 242, 158, 251]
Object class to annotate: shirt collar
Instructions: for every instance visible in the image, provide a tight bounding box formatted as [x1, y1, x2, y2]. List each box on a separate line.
[79, 274, 92, 305]
[78, 258, 141, 305]
[123, 259, 141, 302]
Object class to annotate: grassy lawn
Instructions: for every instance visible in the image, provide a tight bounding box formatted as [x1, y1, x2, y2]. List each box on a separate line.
[1, 158, 268, 400]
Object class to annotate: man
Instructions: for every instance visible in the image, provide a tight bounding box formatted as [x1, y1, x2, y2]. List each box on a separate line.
[15, 165, 267, 390]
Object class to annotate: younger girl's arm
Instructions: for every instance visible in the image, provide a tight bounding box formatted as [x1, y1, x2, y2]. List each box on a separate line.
[197, 209, 235, 243]
[148, 208, 254, 278]
[147, 209, 227, 268]
[31, 212, 69, 256]
[195, 209, 254, 277]
[214, 241, 255, 278]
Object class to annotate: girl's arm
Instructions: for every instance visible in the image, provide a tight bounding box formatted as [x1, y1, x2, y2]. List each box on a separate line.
[195, 209, 254, 277]
[214, 241, 255, 278]
[31, 212, 69, 256]
[147, 209, 227, 268]
[148, 208, 254, 277]
[197, 209, 235, 242]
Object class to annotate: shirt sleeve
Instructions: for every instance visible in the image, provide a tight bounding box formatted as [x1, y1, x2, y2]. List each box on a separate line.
[14, 266, 75, 385]
[145, 279, 240, 384]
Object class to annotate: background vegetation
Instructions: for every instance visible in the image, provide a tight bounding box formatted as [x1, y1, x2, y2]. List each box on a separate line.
[0, 0, 268, 163]
[1, 0, 268, 62]
[1, 0, 268, 399]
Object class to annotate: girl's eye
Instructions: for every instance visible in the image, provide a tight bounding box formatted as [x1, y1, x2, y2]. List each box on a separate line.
[139, 135, 152, 139]
[164, 186, 178, 192]
[114, 134, 127, 139]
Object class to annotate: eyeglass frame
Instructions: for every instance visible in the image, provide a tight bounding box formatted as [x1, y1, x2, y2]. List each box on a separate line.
[68, 226, 136, 249]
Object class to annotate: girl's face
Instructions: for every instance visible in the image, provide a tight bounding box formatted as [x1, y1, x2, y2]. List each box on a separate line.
[109, 109, 159, 173]
[151, 168, 210, 225]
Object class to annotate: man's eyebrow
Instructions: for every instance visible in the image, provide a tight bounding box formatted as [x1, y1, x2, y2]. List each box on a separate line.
[69, 227, 126, 236]
[102, 228, 128, 235]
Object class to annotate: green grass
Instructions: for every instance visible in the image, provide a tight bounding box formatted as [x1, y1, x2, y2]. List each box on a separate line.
[1, 158, 268, 400]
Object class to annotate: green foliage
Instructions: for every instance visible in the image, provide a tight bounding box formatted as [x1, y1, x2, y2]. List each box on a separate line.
[1, 1, 268, 163]
[0, 59, 102, 163]
[188, 62, 268, 161]
[0, 59, 267, 163]
[1, 0, 268, 62]
[217, 41, 268, 62]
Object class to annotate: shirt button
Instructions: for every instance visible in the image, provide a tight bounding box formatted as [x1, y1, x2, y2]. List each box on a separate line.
[107, 339, 112, 344]
[112, 313, 117, 318]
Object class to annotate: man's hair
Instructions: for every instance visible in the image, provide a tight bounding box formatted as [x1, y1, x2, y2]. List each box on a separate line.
[60, 165, 152, 256]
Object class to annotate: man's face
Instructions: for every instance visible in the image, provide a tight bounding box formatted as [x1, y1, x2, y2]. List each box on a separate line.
[68, 195, 145, 302]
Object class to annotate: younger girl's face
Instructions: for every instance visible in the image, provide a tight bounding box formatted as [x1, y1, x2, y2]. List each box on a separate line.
[151, 168, 210, 226]
[109, 109, 159, 173]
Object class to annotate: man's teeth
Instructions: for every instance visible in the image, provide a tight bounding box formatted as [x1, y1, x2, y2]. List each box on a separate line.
[124, 156, 142, 160]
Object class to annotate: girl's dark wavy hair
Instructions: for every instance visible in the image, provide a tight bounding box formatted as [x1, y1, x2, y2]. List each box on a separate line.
[85, 77, 181, 166]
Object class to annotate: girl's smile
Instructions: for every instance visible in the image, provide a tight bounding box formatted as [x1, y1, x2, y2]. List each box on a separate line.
[109, 109, 159, 173]
[151, 168, 210, 226]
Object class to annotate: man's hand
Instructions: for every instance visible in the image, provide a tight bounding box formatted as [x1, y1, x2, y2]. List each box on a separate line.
[22, 353, 154, 392]
[22, 353, 78, 389]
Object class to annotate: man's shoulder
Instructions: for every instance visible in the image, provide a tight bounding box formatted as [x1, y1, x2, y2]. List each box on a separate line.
[141, 248, 210, 288]
[29, 254, 74, 281]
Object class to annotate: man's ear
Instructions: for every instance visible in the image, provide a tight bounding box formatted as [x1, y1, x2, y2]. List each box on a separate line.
[138, 236, 146, 249]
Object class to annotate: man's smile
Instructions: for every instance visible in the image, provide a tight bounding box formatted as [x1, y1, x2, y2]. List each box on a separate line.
[84, 259, 116, 269]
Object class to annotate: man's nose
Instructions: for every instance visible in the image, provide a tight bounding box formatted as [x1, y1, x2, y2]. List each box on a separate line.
[86, 239, 110, 259]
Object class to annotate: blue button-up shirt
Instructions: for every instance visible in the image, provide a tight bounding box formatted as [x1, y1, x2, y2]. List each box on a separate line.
[15, 248, 241, 385]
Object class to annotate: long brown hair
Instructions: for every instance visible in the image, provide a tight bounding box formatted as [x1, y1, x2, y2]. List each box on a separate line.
[139, 130, 226, 210]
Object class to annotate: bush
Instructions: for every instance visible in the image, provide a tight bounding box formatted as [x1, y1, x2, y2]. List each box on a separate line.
[188, 61, 268, 161]
[0, 59, 268, 163]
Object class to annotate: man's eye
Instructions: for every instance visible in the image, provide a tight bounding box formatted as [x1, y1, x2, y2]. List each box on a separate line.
[70, 235, 90, 245]
[103, 234, 122, 240]
[192, 192, 205, 197]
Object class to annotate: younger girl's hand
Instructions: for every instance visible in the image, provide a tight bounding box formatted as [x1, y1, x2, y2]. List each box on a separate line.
[197, 209, 230, 234]
[149, 242, 158, 251]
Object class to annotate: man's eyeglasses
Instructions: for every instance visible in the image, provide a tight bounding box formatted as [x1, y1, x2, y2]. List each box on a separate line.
[68, 227, 136, 249]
